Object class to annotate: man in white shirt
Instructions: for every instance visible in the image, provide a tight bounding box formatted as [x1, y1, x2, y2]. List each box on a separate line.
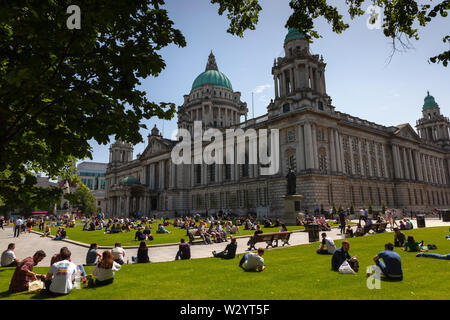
[111, 242, 126, 265]
[1, 243, 19, 267]
[239, 248, 265, 272]
[317, 233, 336, 254]
[14, 218, 22, 238]
[45, 247, 78, 295]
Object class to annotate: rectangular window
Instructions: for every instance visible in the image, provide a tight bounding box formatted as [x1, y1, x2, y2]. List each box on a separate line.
[225, 164, 231, 180]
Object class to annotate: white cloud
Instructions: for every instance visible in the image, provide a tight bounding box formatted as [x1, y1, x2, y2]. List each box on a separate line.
[253, 84, 272, 94]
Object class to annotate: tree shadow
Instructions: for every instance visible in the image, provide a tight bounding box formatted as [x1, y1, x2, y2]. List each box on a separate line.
[0, 290, 11, 299]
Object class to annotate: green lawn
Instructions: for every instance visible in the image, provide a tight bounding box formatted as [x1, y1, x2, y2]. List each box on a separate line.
[43, 221, 308, 247]
[1, 226, 449, 300]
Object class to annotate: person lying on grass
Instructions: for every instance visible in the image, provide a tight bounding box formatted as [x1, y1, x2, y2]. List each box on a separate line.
[404, 236, 426, 252]
[331, 240, 359, 272]
[317, 233, 336, 255]
[213, 237, 237, 259]
[416, 252, 450, 260]
[372, 242, 403, 281]
[239, 248, 265, 272]
[88, 250, 121, 287]
[157, 224, 170, 234]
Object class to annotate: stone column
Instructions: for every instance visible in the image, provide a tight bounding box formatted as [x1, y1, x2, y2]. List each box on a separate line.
[280, 71, 286, 97]
[297, 125, 305, 171]
[429, 157, 436, 184]
[374, 143, 380, 177]
[304, 122, 314, 169]
[438, 158, 444, 185]
[160, 161, 165, 189]
[289, 68, 294, 94]
[402, 148, 410, 180]
[407, 149, 416, 181]
[349, 138, 355, 175]
[392, 145, 401, 179]
[338, 132, 345, 173]
[274, 75, 279, 98]
[422, 155, 429, 183]
[414, 151, 423, 181]
[150, 163, 155, 189]
[366, 141, 373, 177]
[357, 139, 364, 176]
[125, 196, 130, 217]
[311, 124, 318, 169]
[329, 128, 337, 172]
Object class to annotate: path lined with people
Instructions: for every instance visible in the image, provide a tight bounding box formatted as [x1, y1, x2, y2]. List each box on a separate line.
[1, 219, 449, 266]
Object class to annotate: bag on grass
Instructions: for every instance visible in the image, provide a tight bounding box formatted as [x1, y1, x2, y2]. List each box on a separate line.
[427, 244, 437, 250]
[339, 260, 356, 274]
[28, 280, 44, 293]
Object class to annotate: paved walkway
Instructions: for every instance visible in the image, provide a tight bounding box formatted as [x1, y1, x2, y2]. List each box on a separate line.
[1, 219, 449, 267]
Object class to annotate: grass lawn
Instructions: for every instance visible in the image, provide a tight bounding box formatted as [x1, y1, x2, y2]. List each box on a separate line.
[43, 221, 310, 247]
[1, 226, 448, 300]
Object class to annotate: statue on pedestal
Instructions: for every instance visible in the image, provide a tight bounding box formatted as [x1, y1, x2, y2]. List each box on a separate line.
[286, 167, 296, 195]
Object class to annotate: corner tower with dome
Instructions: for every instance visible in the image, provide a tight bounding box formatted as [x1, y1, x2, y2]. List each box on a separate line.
[178, 51, 248, 133]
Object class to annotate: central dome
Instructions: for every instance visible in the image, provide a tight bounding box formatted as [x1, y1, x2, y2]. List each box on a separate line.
[191, 70, 233, 92]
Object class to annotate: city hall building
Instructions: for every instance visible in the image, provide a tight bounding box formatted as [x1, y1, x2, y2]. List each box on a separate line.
[105, 28, 450, 218]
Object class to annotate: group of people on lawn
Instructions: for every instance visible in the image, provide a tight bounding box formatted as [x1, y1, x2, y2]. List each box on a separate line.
[3, 210, 449, 296]
[5, 245, 122, 295]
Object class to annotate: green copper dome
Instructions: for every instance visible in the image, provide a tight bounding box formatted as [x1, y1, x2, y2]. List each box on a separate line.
[119, 176, 140, 186]
[423, 91, 439, 110]
[191, 70, 233, 92]
[284, 27, 305, 43]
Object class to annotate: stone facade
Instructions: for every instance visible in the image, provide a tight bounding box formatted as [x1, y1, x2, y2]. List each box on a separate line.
[105, 29, 450, 218]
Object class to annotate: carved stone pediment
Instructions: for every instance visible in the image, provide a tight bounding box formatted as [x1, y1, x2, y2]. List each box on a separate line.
[394, 124, 421, 141]
[140, 137, 172, 159]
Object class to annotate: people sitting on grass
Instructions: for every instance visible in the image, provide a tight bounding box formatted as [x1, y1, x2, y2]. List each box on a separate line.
[239, 248, 265, 272]
[51, 247, 72, 266]
[263, 218, 272, 228]
[353, 223, 364, 237]
[213, 237, 238, 259]
[345, 226, 354, 238]
[416, 252, 450, 260]
[157, 224, 170, 234]
[372, 242, 403, 280]
[399, 220, 407, 230]
[404, 236, 426, 252]
[135, 227, 146, 241]
[88, 251, 121, 287]
[317, 233, 336, 255]
[136, 241, 150, 263]
[86, 243, 102, 266]
[1, 243, 19, 267]
[394, 228, 406, 247]
[331, 240, 359, 272]
[44, 247, 81, 296]
[363, 218, 374, 234]
[111, 242, 126, 265]
[9, 250, 46, 293]
[143, 226, 154, 241]
[175, 238, 191, 260]
[53, 227, 66, 240]
[41, 226, 51, 237]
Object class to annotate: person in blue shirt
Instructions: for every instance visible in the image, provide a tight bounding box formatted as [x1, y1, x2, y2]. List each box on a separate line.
[373, 242, 403, 280]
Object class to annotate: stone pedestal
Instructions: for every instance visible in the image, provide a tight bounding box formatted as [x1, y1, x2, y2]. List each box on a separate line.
[281, 194, 303, 225]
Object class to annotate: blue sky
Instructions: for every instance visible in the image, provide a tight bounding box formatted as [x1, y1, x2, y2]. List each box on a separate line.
[86, 0, 450, 164]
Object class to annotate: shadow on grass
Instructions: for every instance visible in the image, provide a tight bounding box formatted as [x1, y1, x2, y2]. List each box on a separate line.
[0, 290, 11, 299]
